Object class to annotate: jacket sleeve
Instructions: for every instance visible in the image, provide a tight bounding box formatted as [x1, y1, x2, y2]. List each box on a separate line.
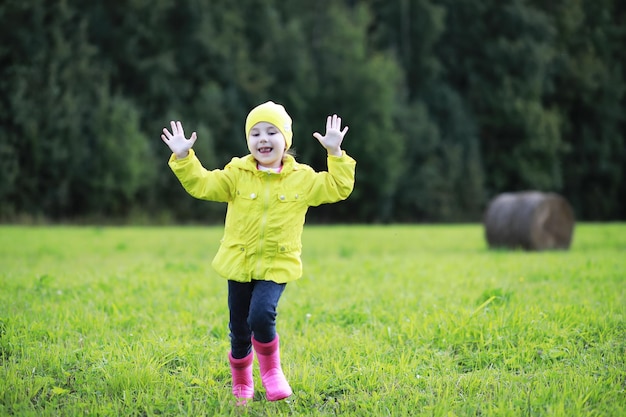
[168, 149, 234, 202]
[307, 151, 356, 206]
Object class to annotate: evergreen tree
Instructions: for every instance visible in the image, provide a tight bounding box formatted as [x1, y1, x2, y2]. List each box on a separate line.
[0, 0, 153, 220]
[534, 0, 625, 219]
[367, 0, 485, 221]
[1, 0, 624, 222]
[434, 0, 567, 199]
[296, 2, 406, 222]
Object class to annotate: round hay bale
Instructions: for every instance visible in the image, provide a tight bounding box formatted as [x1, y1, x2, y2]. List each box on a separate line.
[484, 191, 575, 251]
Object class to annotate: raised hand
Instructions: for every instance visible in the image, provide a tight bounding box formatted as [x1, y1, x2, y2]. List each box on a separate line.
[313, 114, 349, 157]
[161, 121, 197, 159]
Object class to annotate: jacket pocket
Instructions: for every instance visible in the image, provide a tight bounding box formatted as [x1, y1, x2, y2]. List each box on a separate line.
[231, 189, 262, 234]
[235, 188, 261, 205]
[211, 239, 251, 282]
[267, 241, 303, 283]
[275, 191, 307, 205]
[275, 241, 302, 254]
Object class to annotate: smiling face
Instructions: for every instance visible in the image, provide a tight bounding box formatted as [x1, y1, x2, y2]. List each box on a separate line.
[247, 121, 286, 169]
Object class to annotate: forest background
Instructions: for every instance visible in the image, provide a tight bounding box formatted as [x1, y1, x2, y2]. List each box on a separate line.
[1, 0, 624, 224]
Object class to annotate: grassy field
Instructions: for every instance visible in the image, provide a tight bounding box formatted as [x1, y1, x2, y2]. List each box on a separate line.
[0, 224, 624, 416]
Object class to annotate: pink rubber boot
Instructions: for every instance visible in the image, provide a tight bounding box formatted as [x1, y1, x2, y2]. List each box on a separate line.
[228, 351, 254, 404]
[252, 335, 292, 401]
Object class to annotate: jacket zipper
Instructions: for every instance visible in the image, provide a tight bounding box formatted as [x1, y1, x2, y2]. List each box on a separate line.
[255, 172, 272, 278]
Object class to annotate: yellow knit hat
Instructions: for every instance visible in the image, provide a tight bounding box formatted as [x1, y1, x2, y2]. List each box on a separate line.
[245, 101, 293, 150]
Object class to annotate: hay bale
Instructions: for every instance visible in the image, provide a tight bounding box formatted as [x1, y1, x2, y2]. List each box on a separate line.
[484, 191, 575, 250]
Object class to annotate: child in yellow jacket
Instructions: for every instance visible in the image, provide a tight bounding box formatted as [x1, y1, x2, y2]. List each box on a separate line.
[161, 101, 356, 403]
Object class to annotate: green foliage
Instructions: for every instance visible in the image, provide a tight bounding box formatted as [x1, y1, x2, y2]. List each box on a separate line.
[80, 91, 155, 217]
[0, 224, 624, 416]
[434, 0, 568, 195]
[533, 0, 626, 220]
[0, 0, 156, 220]
[301, 3, 406, 222]
[1, 0, 101, 217]
[0, 0, 624, 222]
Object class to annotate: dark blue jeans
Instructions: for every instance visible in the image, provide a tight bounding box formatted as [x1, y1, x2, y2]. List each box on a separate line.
[228, 279, 286, 359]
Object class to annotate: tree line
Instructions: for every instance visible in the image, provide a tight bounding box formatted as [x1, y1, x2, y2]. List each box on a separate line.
[1, 0, 624, 223]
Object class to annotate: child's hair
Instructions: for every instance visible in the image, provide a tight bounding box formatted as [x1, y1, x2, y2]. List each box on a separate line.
[284, 148, 296, 159]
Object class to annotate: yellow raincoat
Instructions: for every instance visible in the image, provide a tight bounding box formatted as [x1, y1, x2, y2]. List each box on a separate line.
[168, 149, 356, 283]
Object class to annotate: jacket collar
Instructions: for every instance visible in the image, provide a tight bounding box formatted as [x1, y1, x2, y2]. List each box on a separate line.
[233, 154, 298, 174]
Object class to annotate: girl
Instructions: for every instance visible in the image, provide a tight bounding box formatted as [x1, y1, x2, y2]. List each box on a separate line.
[161, 101, 356, 403]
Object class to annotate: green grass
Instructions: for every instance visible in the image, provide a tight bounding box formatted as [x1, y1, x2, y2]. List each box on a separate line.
[0, 224, 624, 416]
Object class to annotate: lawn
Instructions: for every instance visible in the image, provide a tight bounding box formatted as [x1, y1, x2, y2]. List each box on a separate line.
[0, 224, 624, 416]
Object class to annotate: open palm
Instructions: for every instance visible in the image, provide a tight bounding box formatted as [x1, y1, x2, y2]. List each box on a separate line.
[161, 121, 197, 158]
[313, 114, 348, 157]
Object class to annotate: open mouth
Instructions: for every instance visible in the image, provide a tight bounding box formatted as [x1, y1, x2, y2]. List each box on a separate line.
[258, 147, 273, 154]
